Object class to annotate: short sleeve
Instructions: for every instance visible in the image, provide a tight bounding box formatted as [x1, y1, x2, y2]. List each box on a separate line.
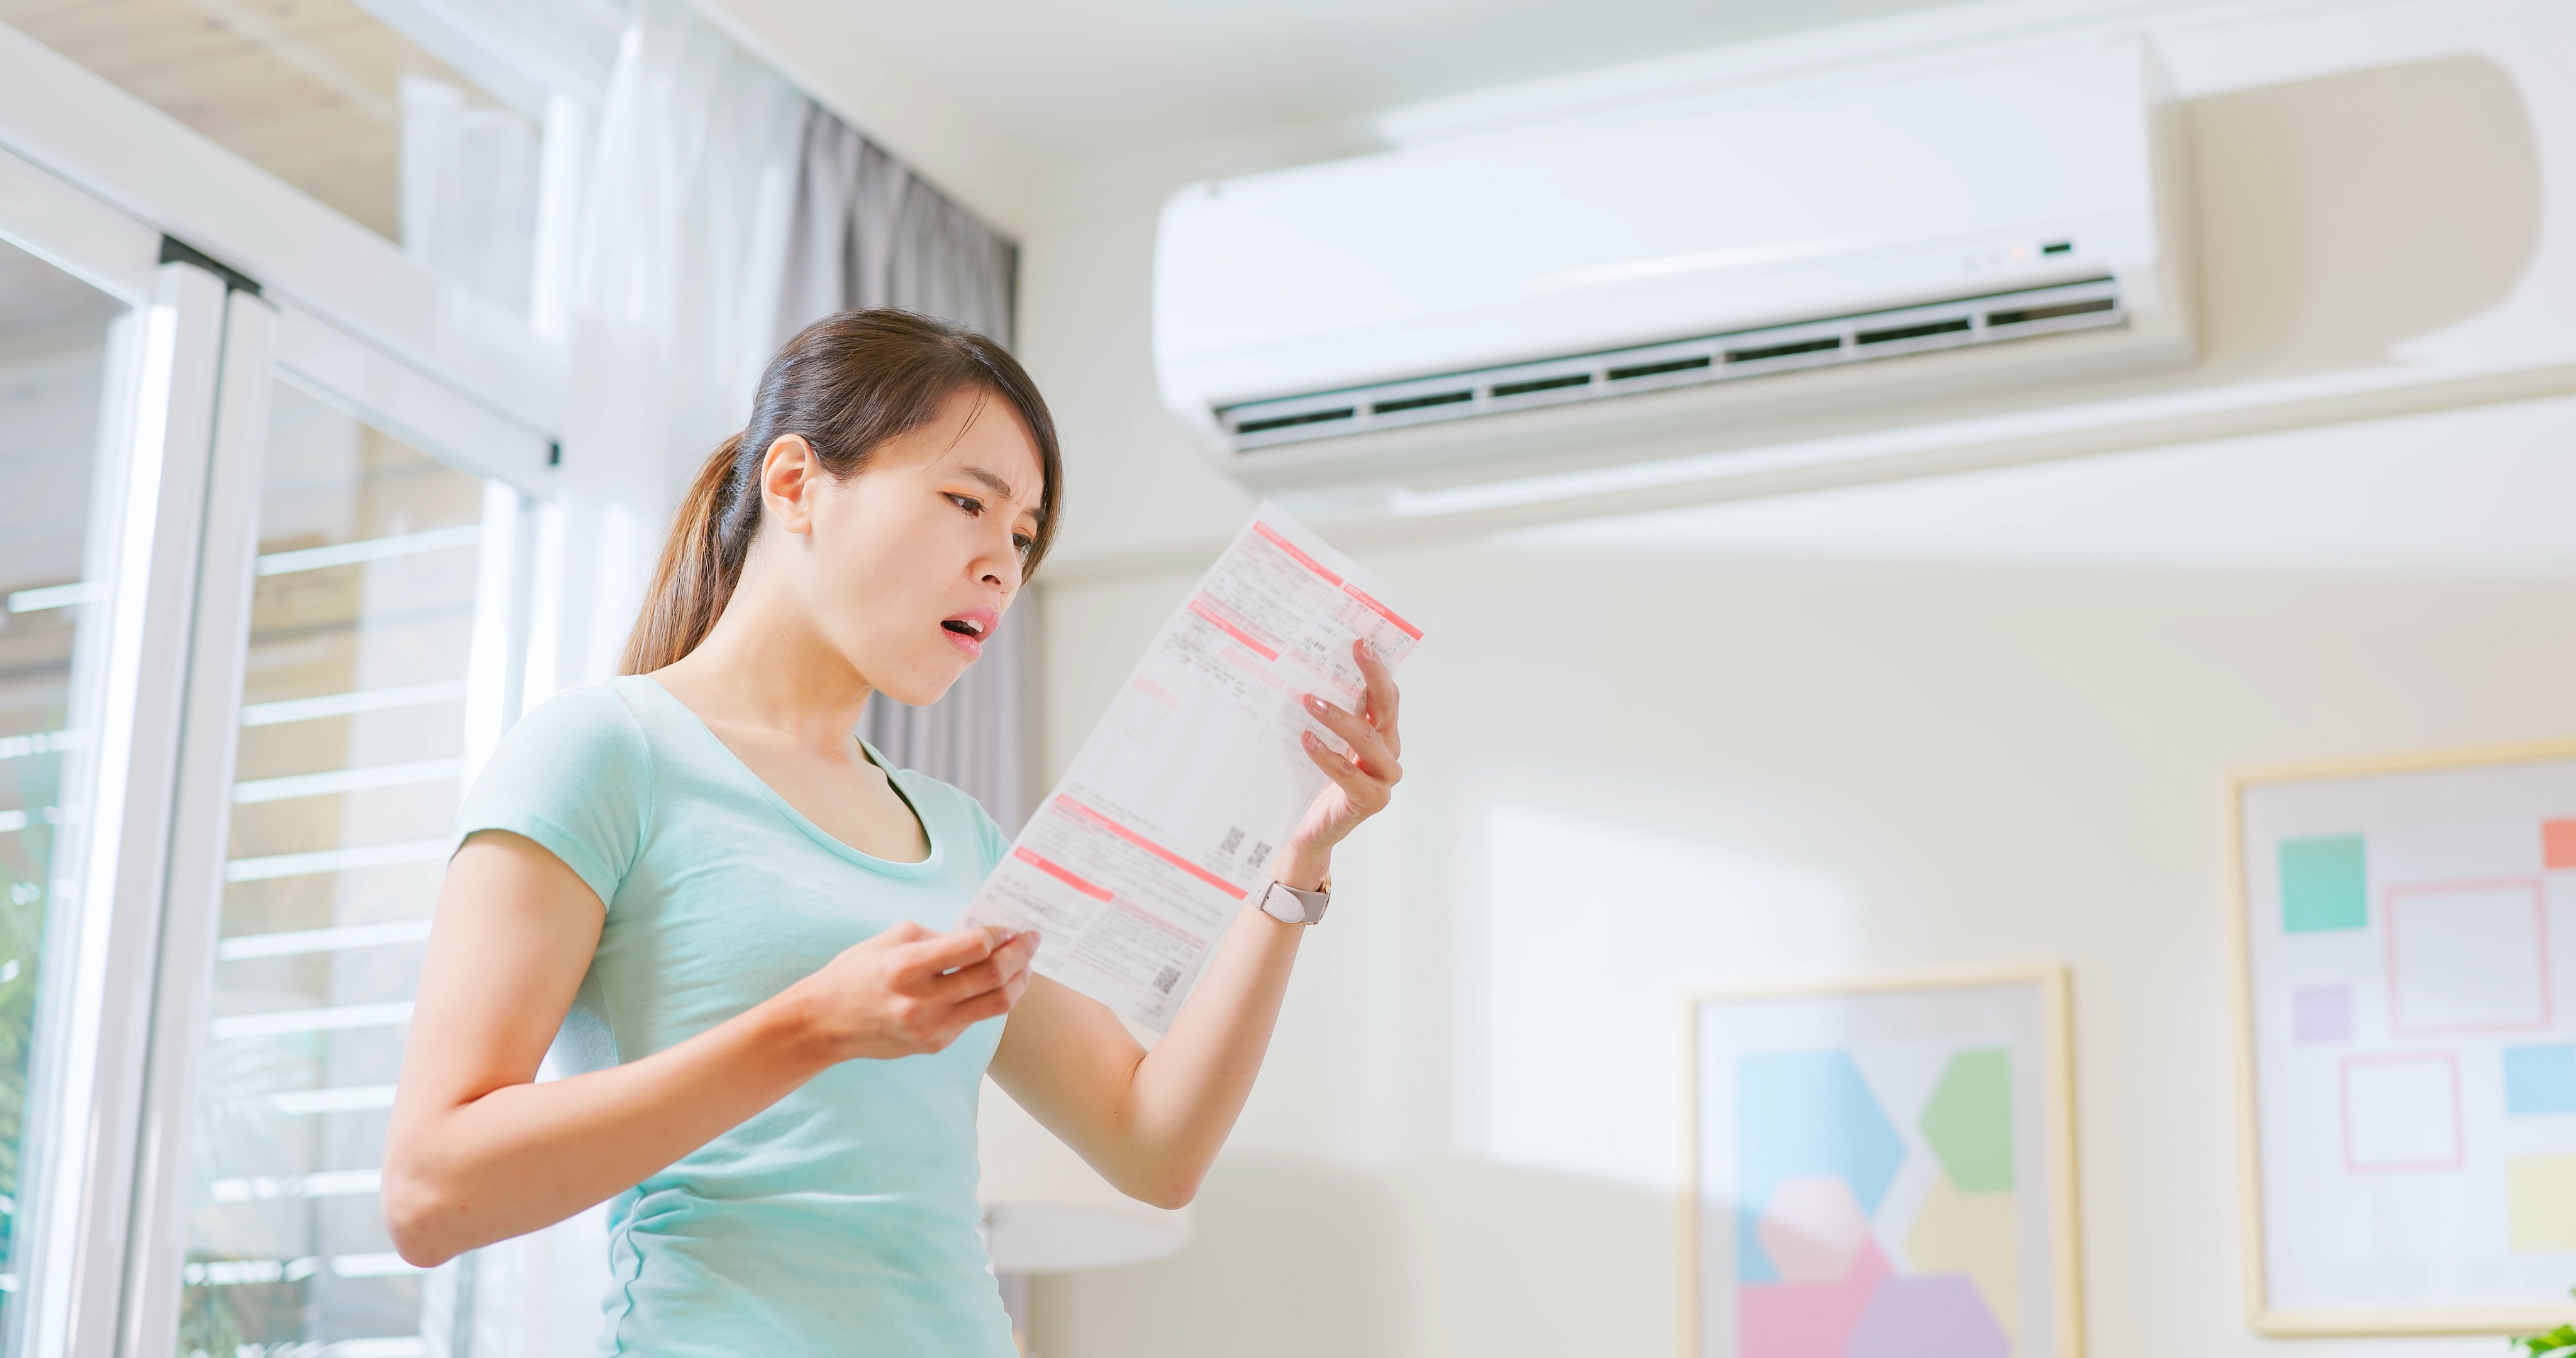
[452, 683, 652, 910]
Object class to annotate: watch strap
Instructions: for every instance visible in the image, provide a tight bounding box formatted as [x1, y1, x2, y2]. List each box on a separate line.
[1258, 880, 1331, 925]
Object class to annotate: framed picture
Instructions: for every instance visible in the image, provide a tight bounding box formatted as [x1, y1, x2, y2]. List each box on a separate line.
[1682, 966, 2082, 1358]
[2229, 739, 2576, 1335]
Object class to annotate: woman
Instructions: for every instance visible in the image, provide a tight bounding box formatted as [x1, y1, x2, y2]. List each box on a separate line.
[381, 311, 1403, 1354]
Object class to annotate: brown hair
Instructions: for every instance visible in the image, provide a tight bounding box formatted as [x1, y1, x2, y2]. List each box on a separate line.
[620, 309, 1062, 675]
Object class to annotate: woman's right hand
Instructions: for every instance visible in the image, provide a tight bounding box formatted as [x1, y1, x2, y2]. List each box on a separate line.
[787, 922, 1040, 1061]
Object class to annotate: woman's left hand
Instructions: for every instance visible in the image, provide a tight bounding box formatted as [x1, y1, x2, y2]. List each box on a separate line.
[1284, 639, 1404, 871]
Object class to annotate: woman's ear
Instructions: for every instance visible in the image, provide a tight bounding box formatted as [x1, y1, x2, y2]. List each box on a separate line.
[760, 436, 819, 535]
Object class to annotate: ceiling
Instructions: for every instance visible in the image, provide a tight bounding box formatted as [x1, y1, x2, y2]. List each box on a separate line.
[1, 0, 521, 243]
[807, 0, 1981, 157]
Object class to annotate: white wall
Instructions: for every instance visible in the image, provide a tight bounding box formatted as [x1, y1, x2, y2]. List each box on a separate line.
[1028, 406, 2576, 1358]
[1007, 0, 2576, 1353]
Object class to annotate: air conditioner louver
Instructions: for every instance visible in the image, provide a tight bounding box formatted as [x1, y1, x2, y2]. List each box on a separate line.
[1217, 277, 2124, 451]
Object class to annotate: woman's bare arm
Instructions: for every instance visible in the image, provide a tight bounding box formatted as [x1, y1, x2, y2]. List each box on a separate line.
[382, 831, 1035, 1266]
[985, 903, 1305, 1208]
[987, 640, 1401, 1208]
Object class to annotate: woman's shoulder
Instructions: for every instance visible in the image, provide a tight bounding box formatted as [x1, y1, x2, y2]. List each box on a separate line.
[482, 680, 658, 791]
[511, 679, 655, 748]
[459, 680, 662, 908]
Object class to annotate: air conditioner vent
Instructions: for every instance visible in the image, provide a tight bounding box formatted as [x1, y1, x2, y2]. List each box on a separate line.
[1606, 355, 1713, 381]
[1233, 406, 1356, 436]
[1856, 317, 1972, 346]
[1492, 373, 1590, 397]
[1371, 390, 1474, 415]
[1216, 276, 2123, 452]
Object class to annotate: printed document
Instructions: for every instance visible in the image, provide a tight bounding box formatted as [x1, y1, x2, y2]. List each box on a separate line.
[963, 503, 1425, 1029]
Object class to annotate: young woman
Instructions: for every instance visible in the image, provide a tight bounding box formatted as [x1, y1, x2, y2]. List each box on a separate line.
[381, 310, 1402, 1355]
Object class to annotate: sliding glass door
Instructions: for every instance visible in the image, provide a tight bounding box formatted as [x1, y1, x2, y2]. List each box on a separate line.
[0, 224, 142, 1340]
[172, 375, 526, 1358]
[0, 139, 556, 1358]
[0, 140, 261, 1358]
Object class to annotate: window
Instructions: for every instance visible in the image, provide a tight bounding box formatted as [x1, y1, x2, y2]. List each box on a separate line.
[0, 28, 564, 1356]
[180, 382, 504, 1356]
[0, 231, 131, 1322]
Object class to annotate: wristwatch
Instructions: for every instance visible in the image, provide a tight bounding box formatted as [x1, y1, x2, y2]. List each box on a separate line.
[1257, 879, 1331, 926]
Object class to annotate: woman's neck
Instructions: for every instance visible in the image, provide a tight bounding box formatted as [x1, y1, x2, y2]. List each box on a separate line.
[655, 578, 873, 758]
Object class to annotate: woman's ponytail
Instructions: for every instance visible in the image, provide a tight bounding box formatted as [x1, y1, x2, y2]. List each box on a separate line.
[620, 433, 753, 675]
[616, 309, 1062, 676]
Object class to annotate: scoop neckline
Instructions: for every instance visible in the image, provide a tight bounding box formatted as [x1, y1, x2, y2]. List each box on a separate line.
[627, 675, 945, 879]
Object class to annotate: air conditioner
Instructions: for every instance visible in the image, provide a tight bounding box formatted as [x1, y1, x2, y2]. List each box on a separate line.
[1153, 39, 2192, 493]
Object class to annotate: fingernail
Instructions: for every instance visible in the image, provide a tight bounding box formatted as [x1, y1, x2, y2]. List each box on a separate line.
[1305, 694, 1326, 714]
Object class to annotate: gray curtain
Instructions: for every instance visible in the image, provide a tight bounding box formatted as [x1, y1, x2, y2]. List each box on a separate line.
[775, 104, 1038, 833]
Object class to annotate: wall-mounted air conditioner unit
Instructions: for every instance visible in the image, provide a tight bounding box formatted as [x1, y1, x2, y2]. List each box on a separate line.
[1154, 39, 2192, 492]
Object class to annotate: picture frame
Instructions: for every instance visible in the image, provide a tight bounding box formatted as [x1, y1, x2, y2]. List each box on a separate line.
[2228, 739, 2576, 1336]
[1680, 965, 2083, 1358]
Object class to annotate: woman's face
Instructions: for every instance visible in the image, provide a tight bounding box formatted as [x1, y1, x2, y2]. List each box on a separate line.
[761, 387, 1044, 706]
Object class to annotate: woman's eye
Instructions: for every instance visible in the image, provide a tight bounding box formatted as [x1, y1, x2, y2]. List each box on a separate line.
[1013, 534, 1035, 555]
[947, 494, 984, 515]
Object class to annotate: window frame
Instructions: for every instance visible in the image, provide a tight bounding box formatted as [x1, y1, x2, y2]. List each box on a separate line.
[0, 35, 564, 1355]
[125, 301, 549, 1358]
[4, 246, 233, 1358]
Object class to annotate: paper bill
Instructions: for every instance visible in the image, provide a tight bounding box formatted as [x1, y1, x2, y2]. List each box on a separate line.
[963, 502, 1426, 1030]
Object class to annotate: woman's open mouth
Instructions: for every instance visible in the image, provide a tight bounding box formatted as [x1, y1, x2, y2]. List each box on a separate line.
[941, 608, 997, 657]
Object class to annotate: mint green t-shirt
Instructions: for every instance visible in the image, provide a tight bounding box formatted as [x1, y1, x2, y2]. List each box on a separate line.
[452, 676, 1016, 1357]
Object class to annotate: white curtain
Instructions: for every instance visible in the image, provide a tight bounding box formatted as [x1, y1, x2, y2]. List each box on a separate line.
[778, 109, 1034, 831]
[397, 74, 543, 313]
[538, 0, 803, 697]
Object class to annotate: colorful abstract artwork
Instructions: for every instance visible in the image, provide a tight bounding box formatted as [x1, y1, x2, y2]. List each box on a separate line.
[1688, 969, 2077, 1358]
[2235, 748, 2576, 1333]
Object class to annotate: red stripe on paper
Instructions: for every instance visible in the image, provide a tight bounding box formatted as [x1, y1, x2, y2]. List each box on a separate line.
[1055, 796, 1247, 900]
[1254, 521, 1342, 585]
[1340, 582, 1423, 641]
[1187, 595, 1279, 660]
[1014, 846, 1112, 900]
